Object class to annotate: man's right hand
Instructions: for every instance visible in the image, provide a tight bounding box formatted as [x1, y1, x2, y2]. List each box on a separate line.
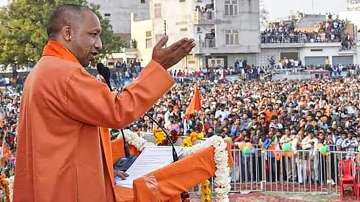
[152, 35, 196, 70]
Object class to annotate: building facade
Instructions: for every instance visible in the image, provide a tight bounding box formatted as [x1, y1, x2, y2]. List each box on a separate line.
[131, 0, 261, 70]
[88, 0, 149, 42]
[99, 0, 357, 69]
[258, 43, 357, 67]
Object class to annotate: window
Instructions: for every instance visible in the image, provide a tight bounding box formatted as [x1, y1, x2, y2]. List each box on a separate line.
[179, 0, 186, 2]
[141, 0, 145, 3]
[146, 31, 152, 37]
[180, 27, 188, 32]
[146, 39, 152, 48]
[224, 0, 238, 16]
[154, 3, 161, 18]
[145, 31, 152, 48]
[225, 29, 239, 45]
[104, 13, 111, 17]
[233, 29, 239, 45]
[311, 49, 323, 52]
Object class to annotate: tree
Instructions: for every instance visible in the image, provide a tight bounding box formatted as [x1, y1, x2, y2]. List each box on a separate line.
[0, 0, 125, 67]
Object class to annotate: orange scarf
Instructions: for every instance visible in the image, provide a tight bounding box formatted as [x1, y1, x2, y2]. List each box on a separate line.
[42, 40, 79, 64]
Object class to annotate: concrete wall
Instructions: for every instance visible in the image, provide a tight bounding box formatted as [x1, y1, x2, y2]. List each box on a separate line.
[142, 0, 260, 70]
[131, 15, 153, 66]
[214, 0, 260, 53]
[257, 47, 300, 66]
[258, 43, 356, 66]
[227, 53, 257, 67]
[88, 0, 149, 34]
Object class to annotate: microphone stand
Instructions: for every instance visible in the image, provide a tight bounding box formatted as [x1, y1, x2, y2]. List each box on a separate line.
[145, 114, 189, 201]
[98, 65, 187, 201]
[144, 114, 179, 162]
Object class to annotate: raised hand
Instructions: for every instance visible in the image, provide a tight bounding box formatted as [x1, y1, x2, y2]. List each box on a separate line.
[152, 35, 196, 70]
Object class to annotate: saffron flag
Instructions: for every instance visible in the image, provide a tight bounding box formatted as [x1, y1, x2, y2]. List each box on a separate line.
[2, 142, 11, 162]
[184, 85, 201, 119]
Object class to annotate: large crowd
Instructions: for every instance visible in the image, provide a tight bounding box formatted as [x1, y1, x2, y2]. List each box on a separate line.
[261, 16, 354, 50]
[2, 65, 360, 185]
[0, 87, 19, 177]
[129, 76, 360, 184]
[129, 77, 360, 144]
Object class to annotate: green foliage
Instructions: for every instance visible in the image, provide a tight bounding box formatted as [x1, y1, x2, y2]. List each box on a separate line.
[0, 0, 125, 66]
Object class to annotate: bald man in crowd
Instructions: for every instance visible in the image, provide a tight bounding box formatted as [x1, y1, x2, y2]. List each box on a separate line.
[13, 4, 195, 202]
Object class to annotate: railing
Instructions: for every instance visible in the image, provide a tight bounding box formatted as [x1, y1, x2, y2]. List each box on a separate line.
[193, 10, 214, 25]
[198, 39, 216, 49]
[190, 148, 360, 196]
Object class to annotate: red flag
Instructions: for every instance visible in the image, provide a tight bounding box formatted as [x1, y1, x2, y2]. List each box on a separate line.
[185, 85, 201, 119]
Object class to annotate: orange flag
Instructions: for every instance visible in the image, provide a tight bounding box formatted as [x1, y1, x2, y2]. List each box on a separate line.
[185, 85, 201, 119]
[2, 142, 11, 162]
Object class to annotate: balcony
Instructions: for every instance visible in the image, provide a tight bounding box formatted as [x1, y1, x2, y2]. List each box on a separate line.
[203, 38, 216, 48]
[193, 10, 215, 25]
[194, 39, 216, 54]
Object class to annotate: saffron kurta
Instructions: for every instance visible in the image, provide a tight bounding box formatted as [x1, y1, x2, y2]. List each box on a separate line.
[13, 41, 174, 202]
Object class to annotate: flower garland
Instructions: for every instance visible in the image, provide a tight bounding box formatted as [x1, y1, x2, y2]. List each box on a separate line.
[117, 131, 230, 201]
[182, 131, 208, 201]
[181, 131, 205, 147]
[153, 129, 167, 145]
[118, 129, 155, 151]
[200, 179, 212, 202]
[182, 136, 231, 202]
[0, 174, 10, 202]
[7, 176, 14, 202]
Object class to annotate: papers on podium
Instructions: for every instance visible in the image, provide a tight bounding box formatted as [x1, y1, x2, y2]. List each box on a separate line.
[115, 146, 183, 188]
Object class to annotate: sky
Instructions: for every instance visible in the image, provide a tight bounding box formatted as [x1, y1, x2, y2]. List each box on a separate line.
[263, 0, 347, 20]
[0, 0, 348, 19]
[0, 0, 6, 7]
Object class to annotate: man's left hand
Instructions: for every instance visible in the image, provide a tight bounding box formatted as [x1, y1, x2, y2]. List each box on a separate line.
[115, 170, 129, 180]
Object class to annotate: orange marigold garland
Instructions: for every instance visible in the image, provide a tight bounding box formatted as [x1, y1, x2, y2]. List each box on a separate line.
[0, 173, 10, 202]
[200, 179, 212, 202]
[182, 132, 209, 201]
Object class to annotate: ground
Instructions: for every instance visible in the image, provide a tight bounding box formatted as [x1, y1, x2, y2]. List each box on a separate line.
[190, 190, 358, 202]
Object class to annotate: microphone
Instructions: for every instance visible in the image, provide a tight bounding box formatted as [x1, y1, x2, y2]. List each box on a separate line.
[97, 65, 178, 162]
[144, 114, 179, 162]
[96, 63, 112, 91]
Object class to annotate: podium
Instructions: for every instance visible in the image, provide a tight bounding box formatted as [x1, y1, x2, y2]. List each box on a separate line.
[100, 128, 233, 202]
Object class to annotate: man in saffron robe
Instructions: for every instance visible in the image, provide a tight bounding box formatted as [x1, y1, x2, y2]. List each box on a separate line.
[13, 4, 195, 202]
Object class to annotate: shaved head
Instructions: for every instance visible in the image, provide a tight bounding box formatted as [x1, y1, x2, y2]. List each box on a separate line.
[47, 4, 90, 39]
[46, 4, 102, 67]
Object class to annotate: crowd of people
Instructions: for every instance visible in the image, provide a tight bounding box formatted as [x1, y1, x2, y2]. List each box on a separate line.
[126, 76, 360, 184]
[261, 15, 354, 50]
[2, 64, 360, 184]
[0, 87, 19, 177]
[109, 60, 142, 88]
[127, 76, 360, 144]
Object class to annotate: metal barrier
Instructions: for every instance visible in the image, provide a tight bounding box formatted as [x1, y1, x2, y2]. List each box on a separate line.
[191, 148, 360, 196]
[230, 148, 360, 194]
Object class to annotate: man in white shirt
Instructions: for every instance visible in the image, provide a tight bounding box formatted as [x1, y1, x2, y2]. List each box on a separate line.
[341, 131, 358, 159]
[280, 129, 295, 180]
[300, 132, 319, 183]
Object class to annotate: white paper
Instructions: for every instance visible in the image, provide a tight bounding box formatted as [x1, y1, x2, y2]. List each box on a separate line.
[115, 146, 183, 188]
